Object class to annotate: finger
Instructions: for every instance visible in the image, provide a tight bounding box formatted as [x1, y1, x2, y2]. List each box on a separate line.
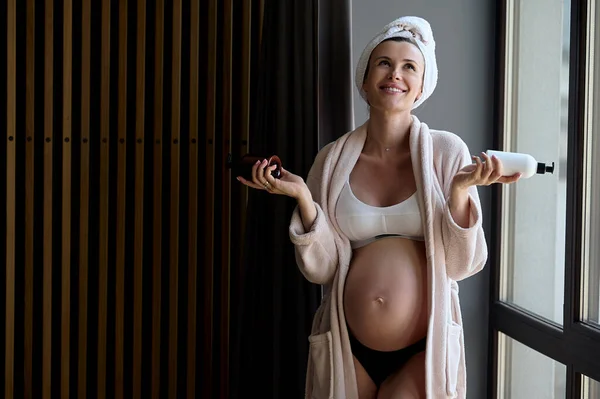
[472, 155, 483, 179]
[251, 160, 262, 185]
[497, 173, 521, 184]
[259, 160, 273, 180]
[461, 163, 477, 173]
[238, 176, 262, 190]
[265, 165, 278, 184]
[237, 176, 265, 190]
[259, 159, 273, 186]
[493, 154, 504, 175]
[254, 159, 269, 186]
[488, 155, 503, 182]
[480, 152, 493, 181]
[279, 166, 293, 180]
[257, 165, 278, 193]
[254, 160, 274, 192]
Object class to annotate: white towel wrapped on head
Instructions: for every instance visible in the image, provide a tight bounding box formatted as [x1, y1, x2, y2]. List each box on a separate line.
[355, 16, 438, 110]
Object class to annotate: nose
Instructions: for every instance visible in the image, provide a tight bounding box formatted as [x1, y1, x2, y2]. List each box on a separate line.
[388, 67, 402, 81]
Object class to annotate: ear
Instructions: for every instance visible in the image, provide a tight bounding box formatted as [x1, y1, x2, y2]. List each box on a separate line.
[415, 88, 423, 101]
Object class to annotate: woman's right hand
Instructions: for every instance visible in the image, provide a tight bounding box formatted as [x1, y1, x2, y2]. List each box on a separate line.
[236, 159, 307, 200]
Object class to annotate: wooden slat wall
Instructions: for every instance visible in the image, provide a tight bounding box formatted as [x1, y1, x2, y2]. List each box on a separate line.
[2, 0, 262, 398]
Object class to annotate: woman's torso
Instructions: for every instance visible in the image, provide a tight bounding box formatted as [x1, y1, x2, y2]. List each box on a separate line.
[337, 152, 428, 352]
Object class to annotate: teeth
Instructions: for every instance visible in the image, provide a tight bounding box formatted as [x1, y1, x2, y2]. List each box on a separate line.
[383, 87, 403, 93]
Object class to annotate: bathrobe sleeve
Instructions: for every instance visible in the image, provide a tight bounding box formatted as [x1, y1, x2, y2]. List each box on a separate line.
[437, 133, 489, 281]
[288, 142, 339, 285]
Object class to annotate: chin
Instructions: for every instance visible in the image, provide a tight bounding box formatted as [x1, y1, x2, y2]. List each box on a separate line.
[371, 101, 413, 114]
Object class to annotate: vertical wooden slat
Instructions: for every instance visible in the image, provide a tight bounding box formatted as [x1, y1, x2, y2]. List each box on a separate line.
[220, 0, 233, 396]
[43, 0, 54, 397]
[78, 0, 91, 396]
[61, 0, 73, 397]
[203, 0, 217, 396]
[132, 0, 146, 397]
[239, 0, 252, 247]
[241, 1, 251, 141]
[24, 0, 35, 397]
[115, 1, 128, 398]
[259, 0, 265, 49]
[229, 0, 252, 337]
[5, 0, 17, 397]
[186, 0, 199, 396]
[151, 0, 164, 397]
[98, 0, 111, 397]
[168, 1, 182, 397]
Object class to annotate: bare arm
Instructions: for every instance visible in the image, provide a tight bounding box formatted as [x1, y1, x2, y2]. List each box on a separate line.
[296, 186, 318, 232]
[448, 187, 470, 229]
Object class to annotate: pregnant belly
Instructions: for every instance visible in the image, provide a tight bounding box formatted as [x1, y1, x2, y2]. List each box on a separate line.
[343, 237, 429, 352]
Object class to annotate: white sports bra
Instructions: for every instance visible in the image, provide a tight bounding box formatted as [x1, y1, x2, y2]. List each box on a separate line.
[335, 179, 424, 249]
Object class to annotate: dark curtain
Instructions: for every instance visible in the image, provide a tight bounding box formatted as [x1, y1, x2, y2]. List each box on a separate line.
[229, 0, 353, 398]
[318, 0, 355, 145]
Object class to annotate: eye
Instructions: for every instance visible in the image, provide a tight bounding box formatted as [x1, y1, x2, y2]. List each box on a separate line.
[404, 63, 416, 71]
[378, 60, 391, 67]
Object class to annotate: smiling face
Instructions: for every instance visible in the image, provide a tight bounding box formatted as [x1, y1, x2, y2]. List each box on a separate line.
[361, 39, 425, 114]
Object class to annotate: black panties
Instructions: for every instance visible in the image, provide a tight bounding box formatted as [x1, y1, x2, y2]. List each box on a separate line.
[348, 329, 426, 387]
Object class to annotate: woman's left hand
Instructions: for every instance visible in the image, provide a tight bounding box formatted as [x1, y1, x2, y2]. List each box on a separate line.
[451, 152, 521, 191]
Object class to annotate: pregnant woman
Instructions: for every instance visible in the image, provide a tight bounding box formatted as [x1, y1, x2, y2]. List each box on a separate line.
[238, 15, 520, 399]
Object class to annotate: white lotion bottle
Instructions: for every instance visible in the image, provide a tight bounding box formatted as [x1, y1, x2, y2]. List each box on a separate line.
[486, 150, 555, 179]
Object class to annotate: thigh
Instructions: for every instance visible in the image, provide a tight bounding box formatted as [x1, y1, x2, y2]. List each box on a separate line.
[353, 355, 377, 399]
[377, 351, 426, 399]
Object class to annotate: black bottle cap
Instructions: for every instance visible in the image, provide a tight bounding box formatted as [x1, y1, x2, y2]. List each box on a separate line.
[537, 162, 555, 174]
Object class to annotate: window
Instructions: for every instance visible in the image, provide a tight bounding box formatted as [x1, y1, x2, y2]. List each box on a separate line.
[581, 375, 600, 398]
[490, 0, 600, 397]
[497, 0, 570, 326]
[497, 333, 566, 399]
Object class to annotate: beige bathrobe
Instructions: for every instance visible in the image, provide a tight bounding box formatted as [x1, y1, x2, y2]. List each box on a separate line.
[288, 115, 488, 399]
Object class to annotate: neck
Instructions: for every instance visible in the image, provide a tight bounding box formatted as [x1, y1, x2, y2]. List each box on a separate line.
[364, 109, 413, 157]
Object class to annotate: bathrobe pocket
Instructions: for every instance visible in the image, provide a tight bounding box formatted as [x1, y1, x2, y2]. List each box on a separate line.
[446, 321, 462, 397]
[307, 331, 334, 399]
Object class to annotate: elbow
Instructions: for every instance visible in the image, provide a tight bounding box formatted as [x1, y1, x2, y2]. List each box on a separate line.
[446, 251, 488, 281]
[294, 247, 337, 285]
